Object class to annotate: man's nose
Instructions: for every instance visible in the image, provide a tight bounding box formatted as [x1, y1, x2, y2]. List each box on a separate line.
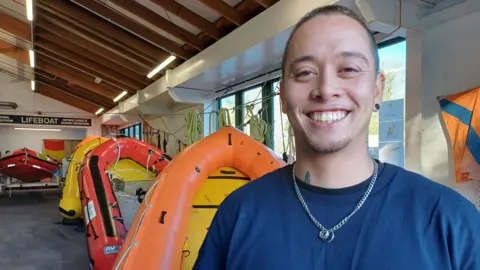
[310, 68, 341, 100]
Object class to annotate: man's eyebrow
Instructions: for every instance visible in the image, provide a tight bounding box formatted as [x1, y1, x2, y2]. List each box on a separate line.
[338, 51, 370, 66]
[288, 55, 316, 70]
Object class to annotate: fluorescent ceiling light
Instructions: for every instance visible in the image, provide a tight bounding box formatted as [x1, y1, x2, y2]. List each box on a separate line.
[29, 50, 35, 68]
[31, 80, 35, 91]
[26, 0, 33, 21]
[113, 91, 128, 102]
[95, 108, 104, 115]
[147, 55, 176, 79]
[15, 128, 61, 132]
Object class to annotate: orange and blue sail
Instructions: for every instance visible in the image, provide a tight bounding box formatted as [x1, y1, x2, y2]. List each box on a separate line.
[438, 86, 480, 183]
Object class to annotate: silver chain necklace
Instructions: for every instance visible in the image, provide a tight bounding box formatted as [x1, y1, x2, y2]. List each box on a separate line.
[292, 159, 378, 243]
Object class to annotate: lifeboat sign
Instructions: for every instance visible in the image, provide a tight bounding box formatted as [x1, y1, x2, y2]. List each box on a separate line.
[0, 114, 92, 127]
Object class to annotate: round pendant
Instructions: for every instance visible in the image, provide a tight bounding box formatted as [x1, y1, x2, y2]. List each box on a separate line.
[319, 229, 334, 242]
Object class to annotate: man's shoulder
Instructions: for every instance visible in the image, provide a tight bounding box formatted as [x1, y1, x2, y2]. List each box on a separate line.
[393, 165, 479, 218]
[219, 165, 290, 208]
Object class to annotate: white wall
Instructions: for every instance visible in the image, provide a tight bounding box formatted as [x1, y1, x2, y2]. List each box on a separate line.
[420, 11, 480, 202]
[0, 126, 86, 154]
[0, 72, 95, 152]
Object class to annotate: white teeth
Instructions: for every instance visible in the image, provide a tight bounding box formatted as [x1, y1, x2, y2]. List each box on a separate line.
[310, 111, 347, 124]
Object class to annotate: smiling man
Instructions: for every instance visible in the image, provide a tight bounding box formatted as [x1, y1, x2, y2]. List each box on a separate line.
[194, 5, 480, 270]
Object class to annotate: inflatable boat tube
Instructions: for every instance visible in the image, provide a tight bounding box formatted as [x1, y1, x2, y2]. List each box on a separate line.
[112, 126, 286, 269]
[59, 136, 108, 220]
[79, 138, 170, 270]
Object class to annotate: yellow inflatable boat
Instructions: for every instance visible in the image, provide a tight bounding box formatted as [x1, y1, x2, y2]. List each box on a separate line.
[59, 136, 108, 220]
[59, 136, 157, 220]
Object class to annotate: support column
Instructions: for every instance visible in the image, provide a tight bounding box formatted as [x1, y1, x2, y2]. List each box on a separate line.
[403, 30, 423, 174]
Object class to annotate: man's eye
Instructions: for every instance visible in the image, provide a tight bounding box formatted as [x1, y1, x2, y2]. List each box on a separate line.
[294, 70, 315, 78]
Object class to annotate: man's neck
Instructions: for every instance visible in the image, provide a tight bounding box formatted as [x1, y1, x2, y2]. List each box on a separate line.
[293, 143, 374, 189]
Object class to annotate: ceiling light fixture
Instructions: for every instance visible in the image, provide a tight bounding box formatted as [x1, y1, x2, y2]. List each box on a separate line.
[147, 55, 176, 79]
[31, 80, 35, 91]
[15, 128, 61, 132]
[113, 91, 128, 102]
[29, 49, 35, 68]
[95, 108, 104, 115]
[26, 0, 33, 21]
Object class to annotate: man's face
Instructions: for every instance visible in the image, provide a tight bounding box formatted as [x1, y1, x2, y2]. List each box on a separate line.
[280, 14, 384, 154]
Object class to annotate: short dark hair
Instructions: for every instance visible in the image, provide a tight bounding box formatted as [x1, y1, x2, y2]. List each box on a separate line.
[281, 5, 380, 78]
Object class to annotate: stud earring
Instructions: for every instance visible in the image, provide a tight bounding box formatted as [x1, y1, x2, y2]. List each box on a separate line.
[374, 103, 380, 111]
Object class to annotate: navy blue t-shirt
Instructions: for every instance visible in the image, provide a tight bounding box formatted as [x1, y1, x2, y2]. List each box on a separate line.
[194, 161, 480, 270]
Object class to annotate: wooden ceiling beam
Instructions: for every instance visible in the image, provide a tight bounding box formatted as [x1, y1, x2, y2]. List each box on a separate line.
[36, 84, 100, 114]
[70, 85, 119, 107]
[34, 39, 144, 91]
[0, 40, 29, 65]
[37, 9, 155, 67]
[35, 30, 152, 85]
[36, 19, 151, 74]
[37, 2, 156, 65]
[204, 0, 263, 39]
[199, 0, 247, 26]
[36, 74, 115, 108]
[109, 0, 206, 51]
[35, 75, 111, 106]
[37, 0, 168, 62]
[0, 10, 31, 41]
[253, 0, 278, 8]
[193, 0, 265, 46]
[37, 55, 132, 96]
[151, 0, 221, 40]
[73, 0, 193, 60]
[36, 60, 118, 100]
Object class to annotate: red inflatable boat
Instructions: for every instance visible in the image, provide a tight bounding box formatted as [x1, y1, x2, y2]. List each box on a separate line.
[0, 148, 59, 182]
[78, 137, 170, 270]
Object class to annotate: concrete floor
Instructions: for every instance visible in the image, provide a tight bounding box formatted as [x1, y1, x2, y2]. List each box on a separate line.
[0, 189, 90, 270]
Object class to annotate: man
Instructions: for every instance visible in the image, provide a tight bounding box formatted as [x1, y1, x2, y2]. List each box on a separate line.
[194, 5, 480, 270]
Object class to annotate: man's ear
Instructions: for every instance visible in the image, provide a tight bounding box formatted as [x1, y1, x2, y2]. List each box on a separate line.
[374, 72, 385, 107]
[279, 79, 287, 114]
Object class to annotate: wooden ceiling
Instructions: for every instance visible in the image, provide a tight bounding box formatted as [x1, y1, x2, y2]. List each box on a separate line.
[0, 0, 279, 115]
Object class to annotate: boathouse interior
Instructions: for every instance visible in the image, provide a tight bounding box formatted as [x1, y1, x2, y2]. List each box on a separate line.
[0, 0, 479, 269]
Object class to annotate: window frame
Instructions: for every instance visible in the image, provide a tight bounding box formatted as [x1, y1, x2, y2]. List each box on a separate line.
[216, 77, 280, 148]
[119, 122, 143, 140]
[214, 37, 406, 157]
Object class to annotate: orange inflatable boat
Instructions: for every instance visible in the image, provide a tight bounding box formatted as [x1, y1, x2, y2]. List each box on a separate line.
[113, 126, 286, 269]
[79, 137, 170, 270]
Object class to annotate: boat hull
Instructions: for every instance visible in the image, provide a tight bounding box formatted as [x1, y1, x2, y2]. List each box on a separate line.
[0, 149, 59, 183]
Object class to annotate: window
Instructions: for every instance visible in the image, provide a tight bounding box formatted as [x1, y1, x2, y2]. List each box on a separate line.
[368, 40, 406, 168]
[272, 81, 290, 157]
[242, 87, 263, 135]
[218, 95, 236, 127]
[215, 79, 279, 153]
[213, 40, 406, 165]
[134, 124, 141, 140]
[119, 123, 143, 141]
